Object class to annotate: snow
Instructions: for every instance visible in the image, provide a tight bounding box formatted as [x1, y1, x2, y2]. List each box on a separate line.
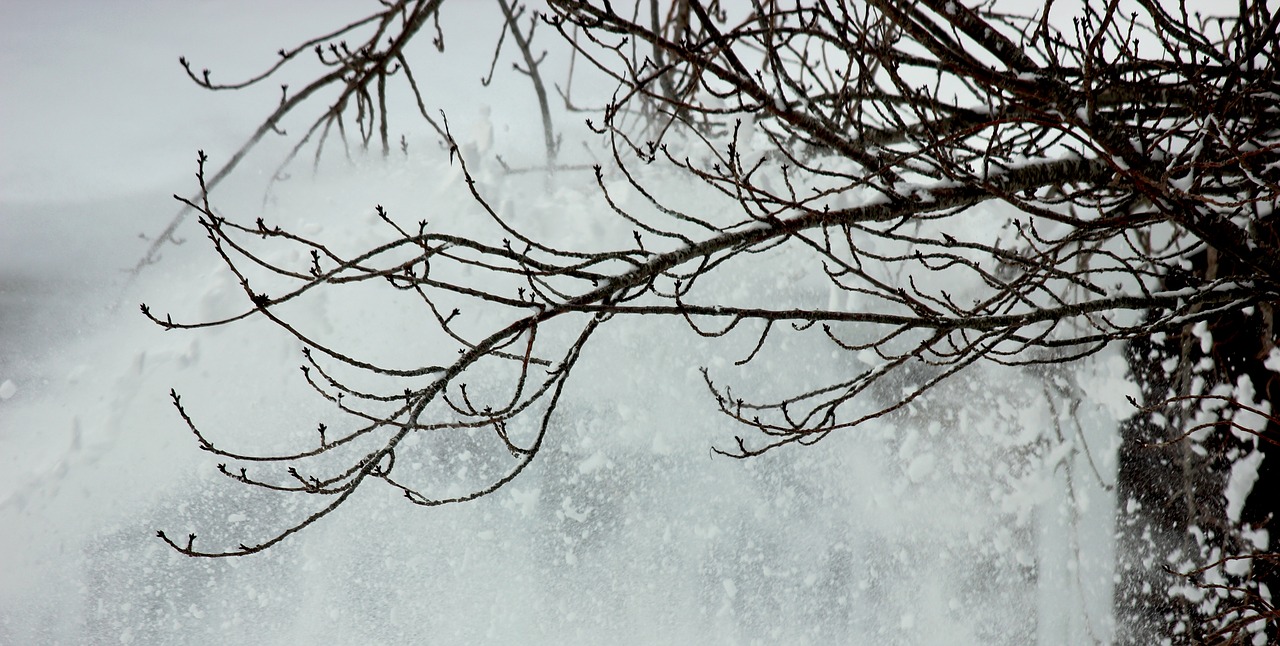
[1224, 375, 1270, 540]
[1192, 319, 1213, 354]
[0, 2, 1123, 645]
[906, 452, 937, 482]
[1227, 450, 1265, 523]
[1232, 374, 1273, 443]
[1266, 347, 1280, 374]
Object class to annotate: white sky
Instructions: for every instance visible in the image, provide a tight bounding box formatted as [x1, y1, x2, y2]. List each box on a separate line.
[0, 0, 489, 202]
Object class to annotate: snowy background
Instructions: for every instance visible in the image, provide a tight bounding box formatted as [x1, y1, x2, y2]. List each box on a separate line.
[1, 2, 1127, 643]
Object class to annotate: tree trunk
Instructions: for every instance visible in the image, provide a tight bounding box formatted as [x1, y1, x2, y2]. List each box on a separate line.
[1116, 237, 1280, 643]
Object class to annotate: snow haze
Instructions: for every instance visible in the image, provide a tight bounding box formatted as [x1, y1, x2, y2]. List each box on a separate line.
[1, 2, 1121, 644]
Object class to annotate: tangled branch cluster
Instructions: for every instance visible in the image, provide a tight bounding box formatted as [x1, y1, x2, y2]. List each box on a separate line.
[146, 0, 1278, 558]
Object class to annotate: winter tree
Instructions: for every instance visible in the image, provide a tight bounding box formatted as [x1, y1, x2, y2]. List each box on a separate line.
[141, 1, 1279, 642]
